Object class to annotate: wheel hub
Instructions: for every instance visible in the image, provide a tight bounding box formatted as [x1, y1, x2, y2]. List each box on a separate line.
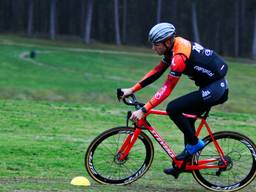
[216, 155, 233, 176]
[114, 153, 128, 165]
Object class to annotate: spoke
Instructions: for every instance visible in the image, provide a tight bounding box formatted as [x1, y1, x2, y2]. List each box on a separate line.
[227, 138, 230, 155]
[234, 165, 251, 176]
[129, 146, 145, 152]
[118, 168, 121, 180]
[115, 132, 122, 153]
[240, 156, 254, 162]
[233, 140, 244, 149]
[100, 142, 117, 156]
[228, 171, 230, 185]
[121, 163, 137, 175]
[213, 177, 220, 185]
[200, 172, 217, 176]
[94, 157, 113, 167]
[124, 160, 141, 171]
[236, 162, 252, 169]
[115, 132, 128, 147]
[231, 170, 241, 183]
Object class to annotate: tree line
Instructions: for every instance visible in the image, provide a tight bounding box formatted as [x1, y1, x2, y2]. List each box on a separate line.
[1, 0, 256, 59]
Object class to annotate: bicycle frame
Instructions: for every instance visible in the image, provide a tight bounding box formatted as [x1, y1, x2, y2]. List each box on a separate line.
[118, 109, 228, 171]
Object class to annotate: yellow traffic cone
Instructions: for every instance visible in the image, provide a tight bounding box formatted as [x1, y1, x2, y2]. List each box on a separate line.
[70, 176, 91, 186]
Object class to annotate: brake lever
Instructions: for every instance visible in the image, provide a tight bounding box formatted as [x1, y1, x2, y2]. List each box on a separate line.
[126, 111, 132, 127]
[116, 88, 123, 101]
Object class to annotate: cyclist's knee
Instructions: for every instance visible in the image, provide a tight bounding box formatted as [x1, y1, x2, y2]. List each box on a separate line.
[166, 103, 177, 117]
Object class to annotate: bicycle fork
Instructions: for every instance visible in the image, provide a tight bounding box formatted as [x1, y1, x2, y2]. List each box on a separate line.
[117, 128, 142, 161]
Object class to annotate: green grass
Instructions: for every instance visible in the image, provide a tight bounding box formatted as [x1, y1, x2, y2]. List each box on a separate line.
[0, 35, 255, 191]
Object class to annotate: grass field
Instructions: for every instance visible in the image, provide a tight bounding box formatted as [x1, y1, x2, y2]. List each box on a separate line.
[0, 35, 255, 191]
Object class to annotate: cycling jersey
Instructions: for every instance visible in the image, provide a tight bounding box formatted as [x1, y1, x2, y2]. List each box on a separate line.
[132, 37, 228, 112]
[166, 37, 228, 86]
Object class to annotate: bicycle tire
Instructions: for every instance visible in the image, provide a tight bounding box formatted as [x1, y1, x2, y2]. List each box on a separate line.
[85, 126, 154, 185]
[192, 131, 256, 191]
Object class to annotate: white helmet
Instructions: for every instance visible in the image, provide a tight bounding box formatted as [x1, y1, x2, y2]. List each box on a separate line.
[148, 23, 176, 43]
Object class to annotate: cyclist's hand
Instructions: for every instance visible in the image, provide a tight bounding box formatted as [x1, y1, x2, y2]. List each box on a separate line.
[120, 88, 133, 99]
[130, 109, 144, 122]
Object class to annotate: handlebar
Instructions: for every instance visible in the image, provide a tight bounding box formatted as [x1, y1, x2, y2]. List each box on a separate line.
[117, 88, 146, 126]
[116, 88, 145, 110]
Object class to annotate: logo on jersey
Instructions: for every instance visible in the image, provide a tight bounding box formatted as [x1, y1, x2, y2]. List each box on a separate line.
[192, 43, 204, 53]
[155, 85, 167, 100]
[202, 90, 211, 98]
[205, 49, 213, 56]
[194, 66, 214, 77]
[192, 42, 213, 56]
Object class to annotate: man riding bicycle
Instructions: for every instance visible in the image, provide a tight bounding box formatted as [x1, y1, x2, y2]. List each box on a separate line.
[120, 22, 229, 175]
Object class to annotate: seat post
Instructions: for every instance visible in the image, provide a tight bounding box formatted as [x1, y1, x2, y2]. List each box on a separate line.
[202, 108, 211, 119]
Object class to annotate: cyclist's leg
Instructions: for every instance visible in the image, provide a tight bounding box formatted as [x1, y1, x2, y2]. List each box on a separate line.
[166, 91, 207, 146]
[185, 109, 207, 145]
[166, 78, 229, 147]
[164, 91, 207, 176]
[165, 79, 229, 175]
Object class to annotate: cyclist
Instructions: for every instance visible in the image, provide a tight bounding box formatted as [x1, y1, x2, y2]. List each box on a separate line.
[120, 22, 228, 175]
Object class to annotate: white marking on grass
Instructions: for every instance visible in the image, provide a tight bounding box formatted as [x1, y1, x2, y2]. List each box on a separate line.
[19, 51, 54, 67]
[1, 41, 158, 58]
[18, 51, 159, 88]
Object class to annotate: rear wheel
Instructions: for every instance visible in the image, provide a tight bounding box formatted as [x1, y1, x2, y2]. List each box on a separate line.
[192, 131, 256, 191]
[85, 127, 154, 185]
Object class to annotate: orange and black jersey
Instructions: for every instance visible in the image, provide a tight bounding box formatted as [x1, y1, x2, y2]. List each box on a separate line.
[163, 37, 228, 86]
[132, 37, 228, 112]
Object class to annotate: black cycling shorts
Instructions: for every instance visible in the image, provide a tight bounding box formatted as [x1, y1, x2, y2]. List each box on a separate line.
[200, 78, 228, 106]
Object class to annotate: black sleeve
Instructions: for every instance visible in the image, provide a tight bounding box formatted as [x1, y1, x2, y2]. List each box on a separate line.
[140, 59, 170, 88]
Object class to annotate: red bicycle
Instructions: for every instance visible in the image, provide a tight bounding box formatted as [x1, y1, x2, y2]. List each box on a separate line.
[85, 93, 256, 191]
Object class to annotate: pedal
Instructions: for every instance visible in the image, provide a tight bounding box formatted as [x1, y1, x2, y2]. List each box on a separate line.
[216, 170, 221, 176]
[170, 168, 180, 179]
[164, 166, 181, 179]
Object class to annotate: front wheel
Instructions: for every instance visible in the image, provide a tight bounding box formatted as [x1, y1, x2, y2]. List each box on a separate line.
[192, 131, 256, 191]
[85, 127, 154, 185]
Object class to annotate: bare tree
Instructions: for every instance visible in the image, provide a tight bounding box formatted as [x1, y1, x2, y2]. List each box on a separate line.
[240, 0, 246, 53]
[171, 0, 177, 22]
[83, 0, 94, 44]
[191, 0, 200, 43]
[27, 0, 33, 37]
[80, 0, 86, 37]
[252, 10, 256, 59]
[114, 0, 121, 45]
[122, 0, 127, 44]
[156, 0, 162, 23]
[49, 0, 57, 40]
[234, 0, 240, 57]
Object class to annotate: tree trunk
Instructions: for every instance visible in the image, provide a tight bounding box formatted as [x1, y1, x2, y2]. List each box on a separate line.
[114, 0, 121, 45]
[156, 0, 162, 23]
[49, 0, 57, 40]
[84, 0, 94, 44]
[122, 0, 127, 44]
[191, 1, 200, 43]
[27, 0, 33, 37]
[171, 0, 177, 22]
[215, 21, 221, 53]
[234, 0, 240, 57]
[240, 0, 246, 54]
[80, 0, 86, 37]
[252, 11, 256, 59]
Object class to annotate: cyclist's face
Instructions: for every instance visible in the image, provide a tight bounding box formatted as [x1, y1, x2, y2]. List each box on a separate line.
[152, 42, 167, 55]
